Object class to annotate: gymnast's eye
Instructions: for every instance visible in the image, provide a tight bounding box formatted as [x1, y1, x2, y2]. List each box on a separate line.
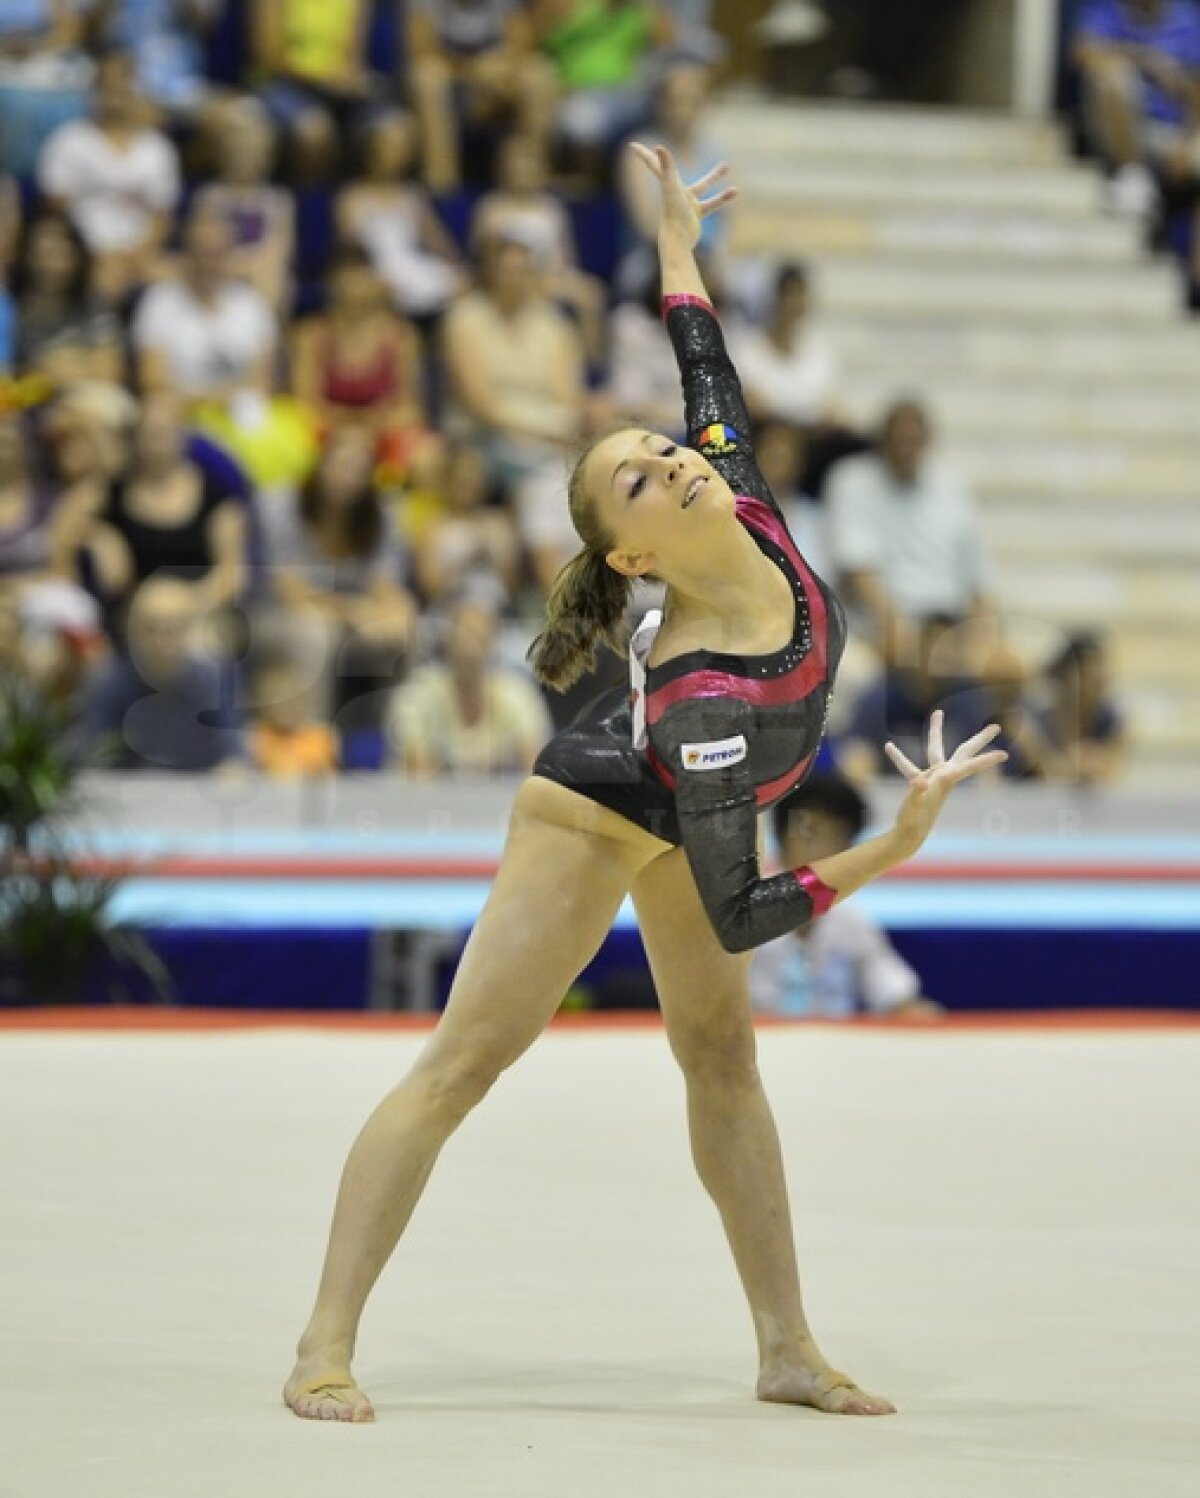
[630, 473, 646, 499]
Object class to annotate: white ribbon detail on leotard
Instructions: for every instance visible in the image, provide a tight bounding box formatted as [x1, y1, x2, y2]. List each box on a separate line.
[629, 608, 663, 750]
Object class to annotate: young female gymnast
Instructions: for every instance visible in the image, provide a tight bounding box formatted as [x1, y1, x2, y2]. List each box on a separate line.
[284, 144, 1007, 1423]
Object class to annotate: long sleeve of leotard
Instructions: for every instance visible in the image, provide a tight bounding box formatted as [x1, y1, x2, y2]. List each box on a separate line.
[652, 695, 836, 953]
[662, 294, 780, 517]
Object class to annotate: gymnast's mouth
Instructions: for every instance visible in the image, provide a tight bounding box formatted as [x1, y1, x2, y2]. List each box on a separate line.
[682, 476, 706, 509]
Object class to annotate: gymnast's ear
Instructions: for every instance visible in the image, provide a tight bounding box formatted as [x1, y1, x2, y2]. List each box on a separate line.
[606, 548, 655, 579]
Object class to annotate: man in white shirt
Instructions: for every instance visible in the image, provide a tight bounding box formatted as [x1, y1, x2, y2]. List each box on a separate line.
[824, 397, 993, 669]
[132, 210, 277, 408]
[37, 49, 181, 300]
[750, 772, 944, 1020]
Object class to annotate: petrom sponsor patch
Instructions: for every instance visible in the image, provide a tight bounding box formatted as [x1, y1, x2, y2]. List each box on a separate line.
[681, 734, 748, 772]
[697, 422, 739, 456]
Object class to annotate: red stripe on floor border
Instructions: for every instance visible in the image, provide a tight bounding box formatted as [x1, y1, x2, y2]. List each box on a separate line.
[0, 1007, 1197, 1032]
[36, 857, 1200, 882]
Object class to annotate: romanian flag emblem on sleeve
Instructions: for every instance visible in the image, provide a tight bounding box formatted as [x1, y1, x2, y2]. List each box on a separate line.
[697, 422, 739, 455]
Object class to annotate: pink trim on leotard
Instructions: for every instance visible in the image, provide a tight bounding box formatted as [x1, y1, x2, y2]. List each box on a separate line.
[661, 293, 717, 320]
[754, 751, 815, 809]
[793, 866, 837, 918]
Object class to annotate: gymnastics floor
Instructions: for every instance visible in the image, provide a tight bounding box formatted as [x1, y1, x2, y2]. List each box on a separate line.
[2, 1013, 1197, 1498]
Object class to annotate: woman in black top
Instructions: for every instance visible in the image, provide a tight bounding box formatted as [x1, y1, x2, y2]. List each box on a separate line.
[284, 147, 1005, 1425]
[78, 393, 247, 634]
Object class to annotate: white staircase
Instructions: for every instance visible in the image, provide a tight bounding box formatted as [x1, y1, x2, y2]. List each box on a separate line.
[712, 97, 1200, 776]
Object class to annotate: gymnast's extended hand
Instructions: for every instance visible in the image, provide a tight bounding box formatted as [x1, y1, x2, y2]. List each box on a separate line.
[628, 140, 738, 249]
[887, 710, 1009, 853]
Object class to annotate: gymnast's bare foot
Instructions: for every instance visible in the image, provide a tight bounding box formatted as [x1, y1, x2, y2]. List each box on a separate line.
[757, 1358, 896, 1416]
[283, 1347, 375, 1422]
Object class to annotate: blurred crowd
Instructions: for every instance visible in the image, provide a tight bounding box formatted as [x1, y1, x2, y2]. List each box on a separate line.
[0, 0, 1124, 793]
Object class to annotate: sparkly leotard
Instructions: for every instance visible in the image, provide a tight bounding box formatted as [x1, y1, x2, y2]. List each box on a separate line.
[533, 294, 847, 951]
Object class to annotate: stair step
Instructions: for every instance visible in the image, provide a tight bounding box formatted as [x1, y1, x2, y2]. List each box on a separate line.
[734, 206, 1141, 265]
[948, 439, 1200, 500]
[993, 561, 1200, 630]
[711, 99, 1065, 166]
[736, 160, 1102, 216]
[1116, 630, 1200, 689]
[840, 375, 1200, 441]
[820, 316, 1200, 381]
[800, 257, 1181, 323]
[981, 505, 1200, 564]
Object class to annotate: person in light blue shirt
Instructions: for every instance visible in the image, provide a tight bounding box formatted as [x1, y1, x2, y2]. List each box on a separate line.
[750, 771, 944, 1021]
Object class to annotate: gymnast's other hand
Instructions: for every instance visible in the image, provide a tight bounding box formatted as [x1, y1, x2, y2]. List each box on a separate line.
[886, 711, 1008, 853]
[628, 141, 737, 250]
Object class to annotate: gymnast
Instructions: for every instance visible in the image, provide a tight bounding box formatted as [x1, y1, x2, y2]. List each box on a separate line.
[284, 143, 1007, 1423]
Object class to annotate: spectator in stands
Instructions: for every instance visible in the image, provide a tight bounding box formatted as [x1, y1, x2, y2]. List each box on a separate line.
[1032, 631, 1127, 785]
[825, 398, 993, 670]
[0, 408, 109, 702]
[750, 772, 945, 1020]
[290, 244, 428, 462]
[472, 131, 608, 364]
[336, 110, 467, 327]
[96, 0, 228, 129]
[389, 596, 551, 776]
[71, 393, 248, 637]
[0, 414, 53, 586]
[534, 0, 676, 176]
[251, 0, 378, 184]
[192, 100, 295, 312]
[752, 417, 829, 580]
[407, 1, 558, 193]
[12, 210, 123, 388]
[249, 658, 338, 777]
[404, 438, 520, 611]
[0, 0, 80, 62]
[837, 614, 998, 785]
[609, 266, 689, 438]
[133, 210, 277, 409]
[37, 50, 181, 302]
[732, 262, 840, 429]
[617, 58, 726, 290]
[735, 261, 866, 497]
[1072, 0, 1200, 220]
[259, 426, 415, 733]
[78, 572, 243, 770]
[443, 234, 589, 594]
[43, 379, 135, 499]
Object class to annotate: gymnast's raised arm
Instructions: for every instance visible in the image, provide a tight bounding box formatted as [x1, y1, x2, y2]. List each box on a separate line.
[628, 141, 777, 514]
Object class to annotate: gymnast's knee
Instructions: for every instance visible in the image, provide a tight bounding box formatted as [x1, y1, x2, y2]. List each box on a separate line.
[669, 1017, 759, 1094]
[410, 1035, 512, 1125]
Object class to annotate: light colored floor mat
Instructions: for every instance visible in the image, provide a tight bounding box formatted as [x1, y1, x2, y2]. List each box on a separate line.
[2, 1025, 1197, 1498]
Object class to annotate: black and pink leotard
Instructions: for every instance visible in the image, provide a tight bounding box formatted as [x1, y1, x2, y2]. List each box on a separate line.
[533, 294, 847, 951]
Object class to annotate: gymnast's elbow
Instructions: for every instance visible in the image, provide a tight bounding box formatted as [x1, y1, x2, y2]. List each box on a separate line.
[709, 907, 758, 955]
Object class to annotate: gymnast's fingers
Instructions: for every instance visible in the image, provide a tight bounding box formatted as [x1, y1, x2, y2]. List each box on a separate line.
[690, 160, 731, 195]
[884, 741, 922, 781]
[950, 722, 1003, 762]
[928, 709, 946, 767]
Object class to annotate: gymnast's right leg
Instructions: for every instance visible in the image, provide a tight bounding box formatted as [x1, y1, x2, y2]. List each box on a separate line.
[283, 778, 664, 1421]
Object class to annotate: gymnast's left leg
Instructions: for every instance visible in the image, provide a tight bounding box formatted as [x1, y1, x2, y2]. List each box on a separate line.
[631, 848, 896, 1416]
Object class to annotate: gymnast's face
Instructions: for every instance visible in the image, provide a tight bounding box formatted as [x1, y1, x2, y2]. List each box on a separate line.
[589, 428, 733, 579]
